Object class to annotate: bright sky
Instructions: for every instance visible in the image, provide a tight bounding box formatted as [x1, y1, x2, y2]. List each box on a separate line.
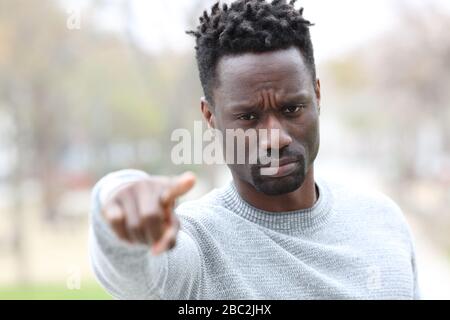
[62, 0, 450, 63]
[127, 0, 450, 62]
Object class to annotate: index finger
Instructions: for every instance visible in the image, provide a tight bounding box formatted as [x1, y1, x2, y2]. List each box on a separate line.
[159, 171, 196, 207]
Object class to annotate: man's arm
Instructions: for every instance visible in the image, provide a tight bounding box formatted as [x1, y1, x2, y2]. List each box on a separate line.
[411, 235, 421, 300]
[88, 169, 202, 299]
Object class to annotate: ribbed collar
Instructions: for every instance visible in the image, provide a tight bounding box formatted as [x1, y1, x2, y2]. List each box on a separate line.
[220, 177, 334, 234]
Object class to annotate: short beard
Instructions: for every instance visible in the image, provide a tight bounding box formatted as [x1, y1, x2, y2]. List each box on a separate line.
[250, 156, 306, 196]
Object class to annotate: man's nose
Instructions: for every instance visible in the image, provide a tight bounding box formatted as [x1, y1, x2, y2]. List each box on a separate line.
[260, 115, 292, 152]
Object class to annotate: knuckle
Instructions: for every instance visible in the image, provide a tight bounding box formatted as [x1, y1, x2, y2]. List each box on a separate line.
[106, 178, 152, 204]
[112, 185, 132, 199]
[128, 221, 142, 233]
[121, 187, 136, 200]
[109, 214, 125, 226]
[102, 205, 122, 221]
[135, 179, 153, 190]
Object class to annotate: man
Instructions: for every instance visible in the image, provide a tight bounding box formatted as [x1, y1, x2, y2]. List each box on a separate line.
[89, 0, 420, 299]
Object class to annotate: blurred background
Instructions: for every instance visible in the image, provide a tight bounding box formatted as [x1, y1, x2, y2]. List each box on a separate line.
[0, 0, 449, 299]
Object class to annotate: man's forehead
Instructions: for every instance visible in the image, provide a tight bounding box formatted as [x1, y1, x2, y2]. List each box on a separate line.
[214, 47, 312, 101]
[217, 47, 310, 86]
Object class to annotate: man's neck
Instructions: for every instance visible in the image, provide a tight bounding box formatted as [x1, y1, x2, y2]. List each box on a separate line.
[232, 167, 318, 213]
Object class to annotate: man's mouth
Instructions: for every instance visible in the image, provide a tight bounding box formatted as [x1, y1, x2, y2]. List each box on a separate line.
[259, 157, 301, 177]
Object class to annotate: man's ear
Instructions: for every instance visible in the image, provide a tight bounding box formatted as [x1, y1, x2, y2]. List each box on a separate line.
[315, 79, 321, 115]
[201, 97, 216, 129]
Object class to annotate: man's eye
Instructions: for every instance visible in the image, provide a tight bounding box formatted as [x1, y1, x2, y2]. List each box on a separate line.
[283, 105, 304, 114]
[238, 113, 257, 121]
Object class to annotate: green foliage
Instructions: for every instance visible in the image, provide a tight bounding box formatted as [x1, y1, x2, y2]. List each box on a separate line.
[0, 282, 112, 300]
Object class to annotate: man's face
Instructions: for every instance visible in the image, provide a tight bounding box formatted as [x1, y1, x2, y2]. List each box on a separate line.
[208, 46, 321, 196]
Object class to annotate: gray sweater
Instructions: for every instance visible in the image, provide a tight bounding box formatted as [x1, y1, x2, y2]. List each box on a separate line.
[89, 169, 420, 300]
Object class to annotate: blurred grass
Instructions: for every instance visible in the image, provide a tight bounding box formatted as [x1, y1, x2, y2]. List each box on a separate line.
[0, 282, 112, 300]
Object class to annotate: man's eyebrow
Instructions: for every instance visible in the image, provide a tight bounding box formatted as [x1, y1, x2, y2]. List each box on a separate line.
[227, 92, 312, 111]
[281, 92, 312, 104]
[227, 102, 259, 112]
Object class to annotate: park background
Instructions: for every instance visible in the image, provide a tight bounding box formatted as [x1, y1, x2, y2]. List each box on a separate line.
[0, 0, 449, 299]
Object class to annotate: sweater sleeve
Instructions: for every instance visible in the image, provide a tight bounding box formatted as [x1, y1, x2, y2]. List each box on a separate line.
[410, 233, 421, 300]
[88, 169, 202, 299]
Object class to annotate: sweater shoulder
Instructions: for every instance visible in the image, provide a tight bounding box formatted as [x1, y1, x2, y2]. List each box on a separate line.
[323, 178, 412, 236]
[325, 179, 402, 213]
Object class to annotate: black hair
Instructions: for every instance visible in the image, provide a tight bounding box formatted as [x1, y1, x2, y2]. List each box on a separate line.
[186, 0, 316, 105]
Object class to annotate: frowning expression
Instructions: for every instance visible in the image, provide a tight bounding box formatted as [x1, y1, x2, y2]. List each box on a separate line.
[205, 46, 321, 195]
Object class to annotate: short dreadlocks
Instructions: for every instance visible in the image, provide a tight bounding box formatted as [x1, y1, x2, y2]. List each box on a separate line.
[187, 0, 316, 106]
